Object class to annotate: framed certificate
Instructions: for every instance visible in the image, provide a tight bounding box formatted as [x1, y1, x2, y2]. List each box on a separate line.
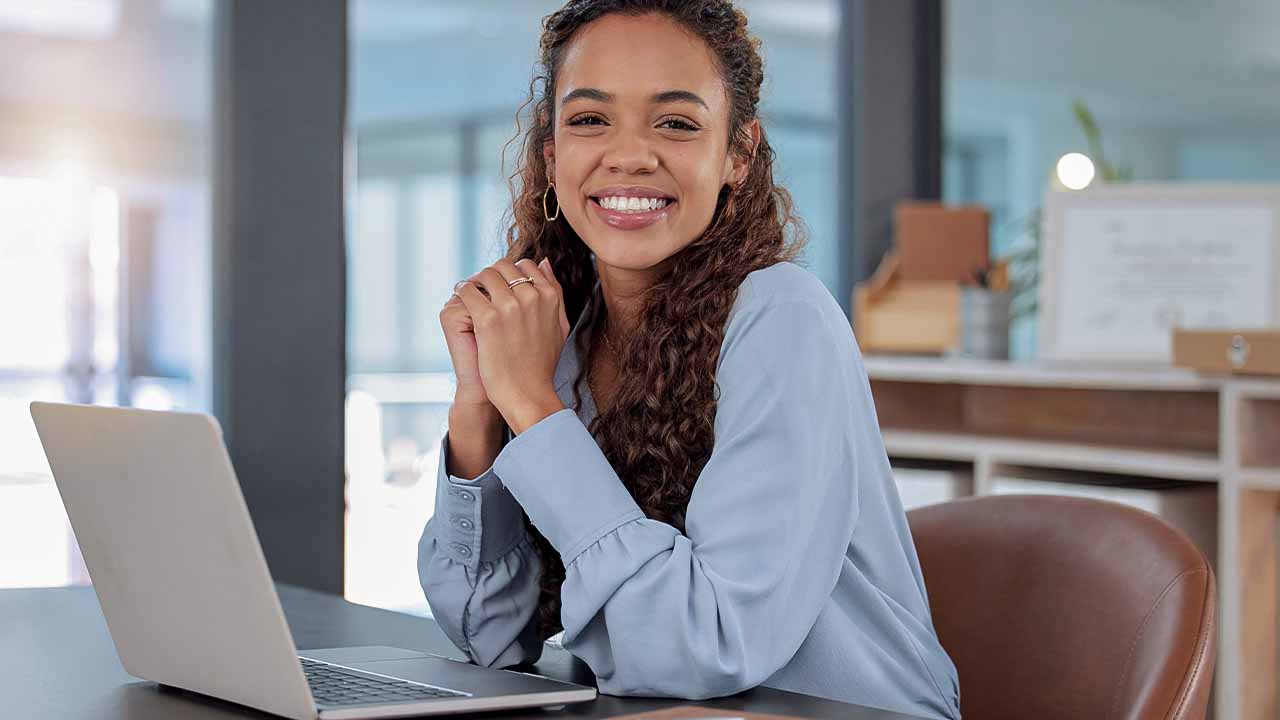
[1039, 183, 1280, 364]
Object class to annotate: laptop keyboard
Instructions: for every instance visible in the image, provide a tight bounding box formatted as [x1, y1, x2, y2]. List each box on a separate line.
[300, 657, 469, 707]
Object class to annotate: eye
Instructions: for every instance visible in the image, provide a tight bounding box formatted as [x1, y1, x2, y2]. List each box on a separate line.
[658, 117, 699, 132]
[567, 114, 607, 127]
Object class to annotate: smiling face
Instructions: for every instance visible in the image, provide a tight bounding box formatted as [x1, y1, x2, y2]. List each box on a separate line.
[544, 12, 753, 274]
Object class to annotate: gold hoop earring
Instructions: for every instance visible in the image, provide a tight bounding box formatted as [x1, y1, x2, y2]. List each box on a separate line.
[543, 182, 560, 222]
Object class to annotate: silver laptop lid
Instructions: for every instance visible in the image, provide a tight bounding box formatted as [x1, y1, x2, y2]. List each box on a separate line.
[30, 402, 317, 720]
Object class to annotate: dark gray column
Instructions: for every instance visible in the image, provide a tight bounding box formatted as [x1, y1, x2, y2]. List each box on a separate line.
[838, 0, 943, 315]
[212, 0, 348, 594]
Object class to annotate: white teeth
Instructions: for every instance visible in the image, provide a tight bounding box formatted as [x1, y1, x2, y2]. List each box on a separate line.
[598, 196, 669, 213]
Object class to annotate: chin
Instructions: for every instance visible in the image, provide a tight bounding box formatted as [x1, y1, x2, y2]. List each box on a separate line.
[587, 234, 678, 271]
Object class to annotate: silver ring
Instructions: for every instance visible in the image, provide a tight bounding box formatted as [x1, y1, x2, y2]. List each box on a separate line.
[507, 276, 534, 289]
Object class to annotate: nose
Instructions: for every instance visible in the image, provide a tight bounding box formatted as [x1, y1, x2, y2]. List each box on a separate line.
[602, 129, 658, 175]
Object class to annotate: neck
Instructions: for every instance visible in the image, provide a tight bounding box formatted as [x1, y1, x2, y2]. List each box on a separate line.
[594, 258, 660, 339]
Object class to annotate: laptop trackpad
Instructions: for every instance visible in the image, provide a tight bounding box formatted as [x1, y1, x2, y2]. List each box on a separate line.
[304, 646, 583, 696]
[354, 657, 581, 696]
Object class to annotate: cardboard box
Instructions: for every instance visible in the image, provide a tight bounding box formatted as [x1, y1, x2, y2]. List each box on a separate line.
[895, 202, 990, 283]
[1171, 328, 1280, 376]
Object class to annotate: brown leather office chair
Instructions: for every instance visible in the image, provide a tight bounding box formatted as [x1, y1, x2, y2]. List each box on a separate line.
[908, 494, 1217, 720]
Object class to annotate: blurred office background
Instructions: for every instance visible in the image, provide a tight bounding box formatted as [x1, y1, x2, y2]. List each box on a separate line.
[942, 0, 1280, 359]
[0, 0, 214, 588]
[2, 0, 1277, 616]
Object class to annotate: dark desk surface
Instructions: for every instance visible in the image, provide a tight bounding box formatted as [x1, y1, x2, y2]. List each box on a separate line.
[2, 584, 924, 720]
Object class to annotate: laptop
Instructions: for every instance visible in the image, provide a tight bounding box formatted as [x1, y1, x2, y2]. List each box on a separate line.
[29, 401, 597, 719]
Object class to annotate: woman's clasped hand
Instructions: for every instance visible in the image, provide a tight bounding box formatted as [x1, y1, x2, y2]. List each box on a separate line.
[440, 257, 571, 434]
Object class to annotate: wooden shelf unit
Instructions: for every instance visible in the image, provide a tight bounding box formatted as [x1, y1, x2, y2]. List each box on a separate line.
[863, 355, 1280, 720]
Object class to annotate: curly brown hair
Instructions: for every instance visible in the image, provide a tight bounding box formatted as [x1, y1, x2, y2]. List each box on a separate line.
[499, 0, 808, 640]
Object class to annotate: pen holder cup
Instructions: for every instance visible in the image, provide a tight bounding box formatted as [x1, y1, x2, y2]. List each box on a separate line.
[957, 287, 1010, 360]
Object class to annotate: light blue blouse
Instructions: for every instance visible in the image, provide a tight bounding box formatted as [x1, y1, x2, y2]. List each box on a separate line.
[417, 261, 961, 720]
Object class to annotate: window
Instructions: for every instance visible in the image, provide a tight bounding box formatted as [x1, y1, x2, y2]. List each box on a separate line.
[0, 0, 213, 589]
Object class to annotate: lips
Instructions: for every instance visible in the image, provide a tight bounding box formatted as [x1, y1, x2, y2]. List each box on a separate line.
[587, 186, 677, 231]
[588, 196, 675, 230]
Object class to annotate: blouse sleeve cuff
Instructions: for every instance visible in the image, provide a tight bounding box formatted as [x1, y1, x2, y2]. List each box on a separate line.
[435, 430, 527, 570]
[492, 408, 644, 564]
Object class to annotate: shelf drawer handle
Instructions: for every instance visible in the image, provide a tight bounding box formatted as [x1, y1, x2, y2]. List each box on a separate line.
[1228, 334, 1250, 369]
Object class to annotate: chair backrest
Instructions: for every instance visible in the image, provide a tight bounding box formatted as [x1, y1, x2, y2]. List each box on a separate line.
[907, 494, 1216, 720]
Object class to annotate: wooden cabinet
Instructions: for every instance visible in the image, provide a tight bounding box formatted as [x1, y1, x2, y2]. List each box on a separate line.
[865, 356, 1280, 720]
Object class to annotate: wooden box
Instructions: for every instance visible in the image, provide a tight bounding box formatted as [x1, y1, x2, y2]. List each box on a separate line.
[1172, 328, 1280, 376]
[853, 253, 961, 354]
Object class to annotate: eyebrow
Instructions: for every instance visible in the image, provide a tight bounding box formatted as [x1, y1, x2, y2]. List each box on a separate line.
[560, 87, 709, 111]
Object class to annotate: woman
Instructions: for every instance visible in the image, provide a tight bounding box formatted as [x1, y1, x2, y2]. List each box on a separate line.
[420, 2, 961, 718]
